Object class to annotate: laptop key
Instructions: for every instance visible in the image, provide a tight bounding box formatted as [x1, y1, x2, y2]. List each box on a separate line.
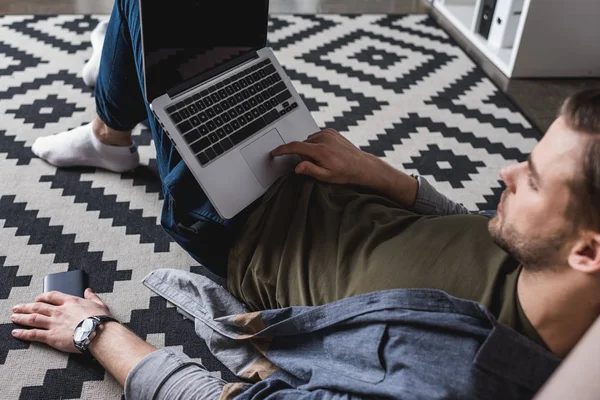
[273, 81, 286, 94]
[235, 105, 244, 114]
[190, 116, 201, 126]
[203, 97, 213, 107]
[196, 101, 206, 110]
[199, 124, 209, 136]
[208, 132, 219, 143]
[220, 100, 230, 110]
[248, 86, 256, 95]
[258, 69, 266, 78]
[269, 98, 278, 108]
[218, 89, 227, 99]
[249, 98, 258, 107]
[213, 142, 224, 155]
[216, 128, 227, 139]
[228, 97, 237, 107]
[240, 79, 248, 88]
[235, 93, 244, 102]
[214, 116, 224, 126]
[241, 89, 250, 99]
[251, 108, 261, 118]
[180, 108, 191, 119]
[184, 97, 194, 105]
[258, 105, 266, 114]
[177, 120, 192, 133]
[206, 108, 216, 118]
[176, 101, 186, 109]
[197, 152, 209, 166]
[214, 104, 223, 114]
[170, 112, 182, 123]
[291, 102, 298, 109]
[216, 81, 224, 89]
[207, 120, 217, 131]
[222, 113, 231, 122]
[188, 104, 199, 114]
[225, 86, 234, 95]
[205, 147, 217, 160]
[224, 124, 234, 135]
[265, 65, 275, 75]
[244, 112, 253, 122]
[167, 105, 177, 113]
[231, 120, 240, 130]
[199, 112, 208, 122]
[221, 137, 233, 150]
[276, 90, 292, 104]
[233, 117, 267, 144]
[210, 93, 220, 103]
[191, 137, 210, 153]
[237, 115, 247, 125]
[232, 82, 241, 91]
[242, 101, 251, 111]
[185, 129, 201, 143]
[229, 109, 238, 118]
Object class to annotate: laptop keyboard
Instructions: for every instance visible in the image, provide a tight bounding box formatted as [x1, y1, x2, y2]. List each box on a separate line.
[165, 59, 298, 166]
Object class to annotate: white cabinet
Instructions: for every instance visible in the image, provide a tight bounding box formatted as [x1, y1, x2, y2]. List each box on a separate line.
[432, 0, 600, 78]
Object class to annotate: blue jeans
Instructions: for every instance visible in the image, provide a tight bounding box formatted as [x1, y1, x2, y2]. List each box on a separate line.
[94, 0, 250, 276]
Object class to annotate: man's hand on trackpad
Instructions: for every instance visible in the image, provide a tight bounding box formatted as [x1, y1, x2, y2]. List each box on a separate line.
[270, 128, 380, 187]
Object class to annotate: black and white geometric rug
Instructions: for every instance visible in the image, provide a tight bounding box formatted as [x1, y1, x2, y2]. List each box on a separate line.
[0, 14, 540, 399]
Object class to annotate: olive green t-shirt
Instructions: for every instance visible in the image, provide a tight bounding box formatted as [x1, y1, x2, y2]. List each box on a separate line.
[227, 174, 545, 347]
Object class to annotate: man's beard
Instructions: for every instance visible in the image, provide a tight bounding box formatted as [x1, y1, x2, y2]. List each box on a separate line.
[488, 214, 567, 272]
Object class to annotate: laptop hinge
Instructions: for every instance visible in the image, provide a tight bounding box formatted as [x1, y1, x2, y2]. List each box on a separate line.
[168, 51, 260, 100]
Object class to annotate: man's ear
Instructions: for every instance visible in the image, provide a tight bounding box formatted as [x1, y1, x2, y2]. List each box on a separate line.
[568, 232, 600, 273]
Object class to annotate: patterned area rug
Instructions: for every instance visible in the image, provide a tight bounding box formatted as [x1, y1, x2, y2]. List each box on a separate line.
[0, 14, 540, 399]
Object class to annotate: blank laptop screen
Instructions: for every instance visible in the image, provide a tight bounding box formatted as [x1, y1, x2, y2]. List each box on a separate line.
[140, 0, 269, 102]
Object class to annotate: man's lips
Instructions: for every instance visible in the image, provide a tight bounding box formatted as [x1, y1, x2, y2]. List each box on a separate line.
[497, 191, 507, 214]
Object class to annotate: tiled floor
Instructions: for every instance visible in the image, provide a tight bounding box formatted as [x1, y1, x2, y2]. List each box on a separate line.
[1, 0, 598, 132]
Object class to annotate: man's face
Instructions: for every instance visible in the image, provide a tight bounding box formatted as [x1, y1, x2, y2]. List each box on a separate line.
[488, 117, 587, 269]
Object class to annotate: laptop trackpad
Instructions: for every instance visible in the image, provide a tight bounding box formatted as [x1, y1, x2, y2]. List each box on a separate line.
[240, 128, 299, 188]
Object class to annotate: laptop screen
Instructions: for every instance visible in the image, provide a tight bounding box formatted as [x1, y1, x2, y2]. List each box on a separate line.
[140, 0, 269, 102]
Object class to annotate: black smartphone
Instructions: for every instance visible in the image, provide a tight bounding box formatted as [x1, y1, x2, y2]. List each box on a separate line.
[43, 270, 88, 298]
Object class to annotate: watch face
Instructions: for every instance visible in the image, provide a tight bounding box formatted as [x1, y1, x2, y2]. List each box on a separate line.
[74, 318, 95, 343]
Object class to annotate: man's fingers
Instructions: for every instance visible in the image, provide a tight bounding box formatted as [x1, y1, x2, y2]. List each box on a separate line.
[295, 161, 331, 181]
[35, 290, 68, 305]
[271, 141, 320, 159]
[12, 328, 49, 343]
[13, 302, 54, 316]
[84, 288, 105, 307]
[11, 313, 52, 329]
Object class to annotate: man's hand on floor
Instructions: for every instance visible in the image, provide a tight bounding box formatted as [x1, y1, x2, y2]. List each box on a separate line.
[271, 128, 382, 186]
[10, 288, 111, 353]
[271, 128, 419, 207]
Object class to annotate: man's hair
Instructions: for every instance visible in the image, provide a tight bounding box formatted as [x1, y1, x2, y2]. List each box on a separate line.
[560, 88, 600, 231]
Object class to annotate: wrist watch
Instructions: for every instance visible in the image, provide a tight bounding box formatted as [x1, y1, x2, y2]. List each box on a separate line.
[73, 315, 119, 354]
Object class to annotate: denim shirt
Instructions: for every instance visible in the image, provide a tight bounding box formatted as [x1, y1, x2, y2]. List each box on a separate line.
[124, 268, 560, 400]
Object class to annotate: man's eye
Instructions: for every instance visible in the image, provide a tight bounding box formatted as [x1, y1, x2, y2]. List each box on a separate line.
[528, 175, 537, 190]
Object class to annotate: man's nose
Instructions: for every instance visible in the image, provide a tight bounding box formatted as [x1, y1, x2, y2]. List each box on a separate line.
[499, 162, 521, 192]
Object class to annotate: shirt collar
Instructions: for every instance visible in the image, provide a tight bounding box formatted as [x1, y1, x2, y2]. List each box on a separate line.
[474, 323, 562, 392]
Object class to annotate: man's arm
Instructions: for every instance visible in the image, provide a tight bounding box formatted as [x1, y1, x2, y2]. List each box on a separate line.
[11, 289, 225, 400]
[271, 128, 470, 215]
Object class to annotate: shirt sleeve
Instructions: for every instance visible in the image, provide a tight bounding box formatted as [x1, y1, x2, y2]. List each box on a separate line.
[411, 175, 470, 216]
[124, 348, 226, 400]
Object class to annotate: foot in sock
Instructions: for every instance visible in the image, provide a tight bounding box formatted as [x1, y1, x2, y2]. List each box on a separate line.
[31, 122, 139, 173]
[82, 20, 108, 87]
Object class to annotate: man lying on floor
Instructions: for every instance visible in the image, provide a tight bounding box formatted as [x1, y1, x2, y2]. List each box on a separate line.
[9, 0, 600, 398]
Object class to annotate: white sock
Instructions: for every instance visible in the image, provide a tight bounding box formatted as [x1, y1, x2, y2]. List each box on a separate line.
[82, 20, 108, 87]
[31, 122, 140, 173]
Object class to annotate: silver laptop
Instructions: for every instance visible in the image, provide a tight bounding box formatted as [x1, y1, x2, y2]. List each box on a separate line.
[140, 0, 319, 219]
